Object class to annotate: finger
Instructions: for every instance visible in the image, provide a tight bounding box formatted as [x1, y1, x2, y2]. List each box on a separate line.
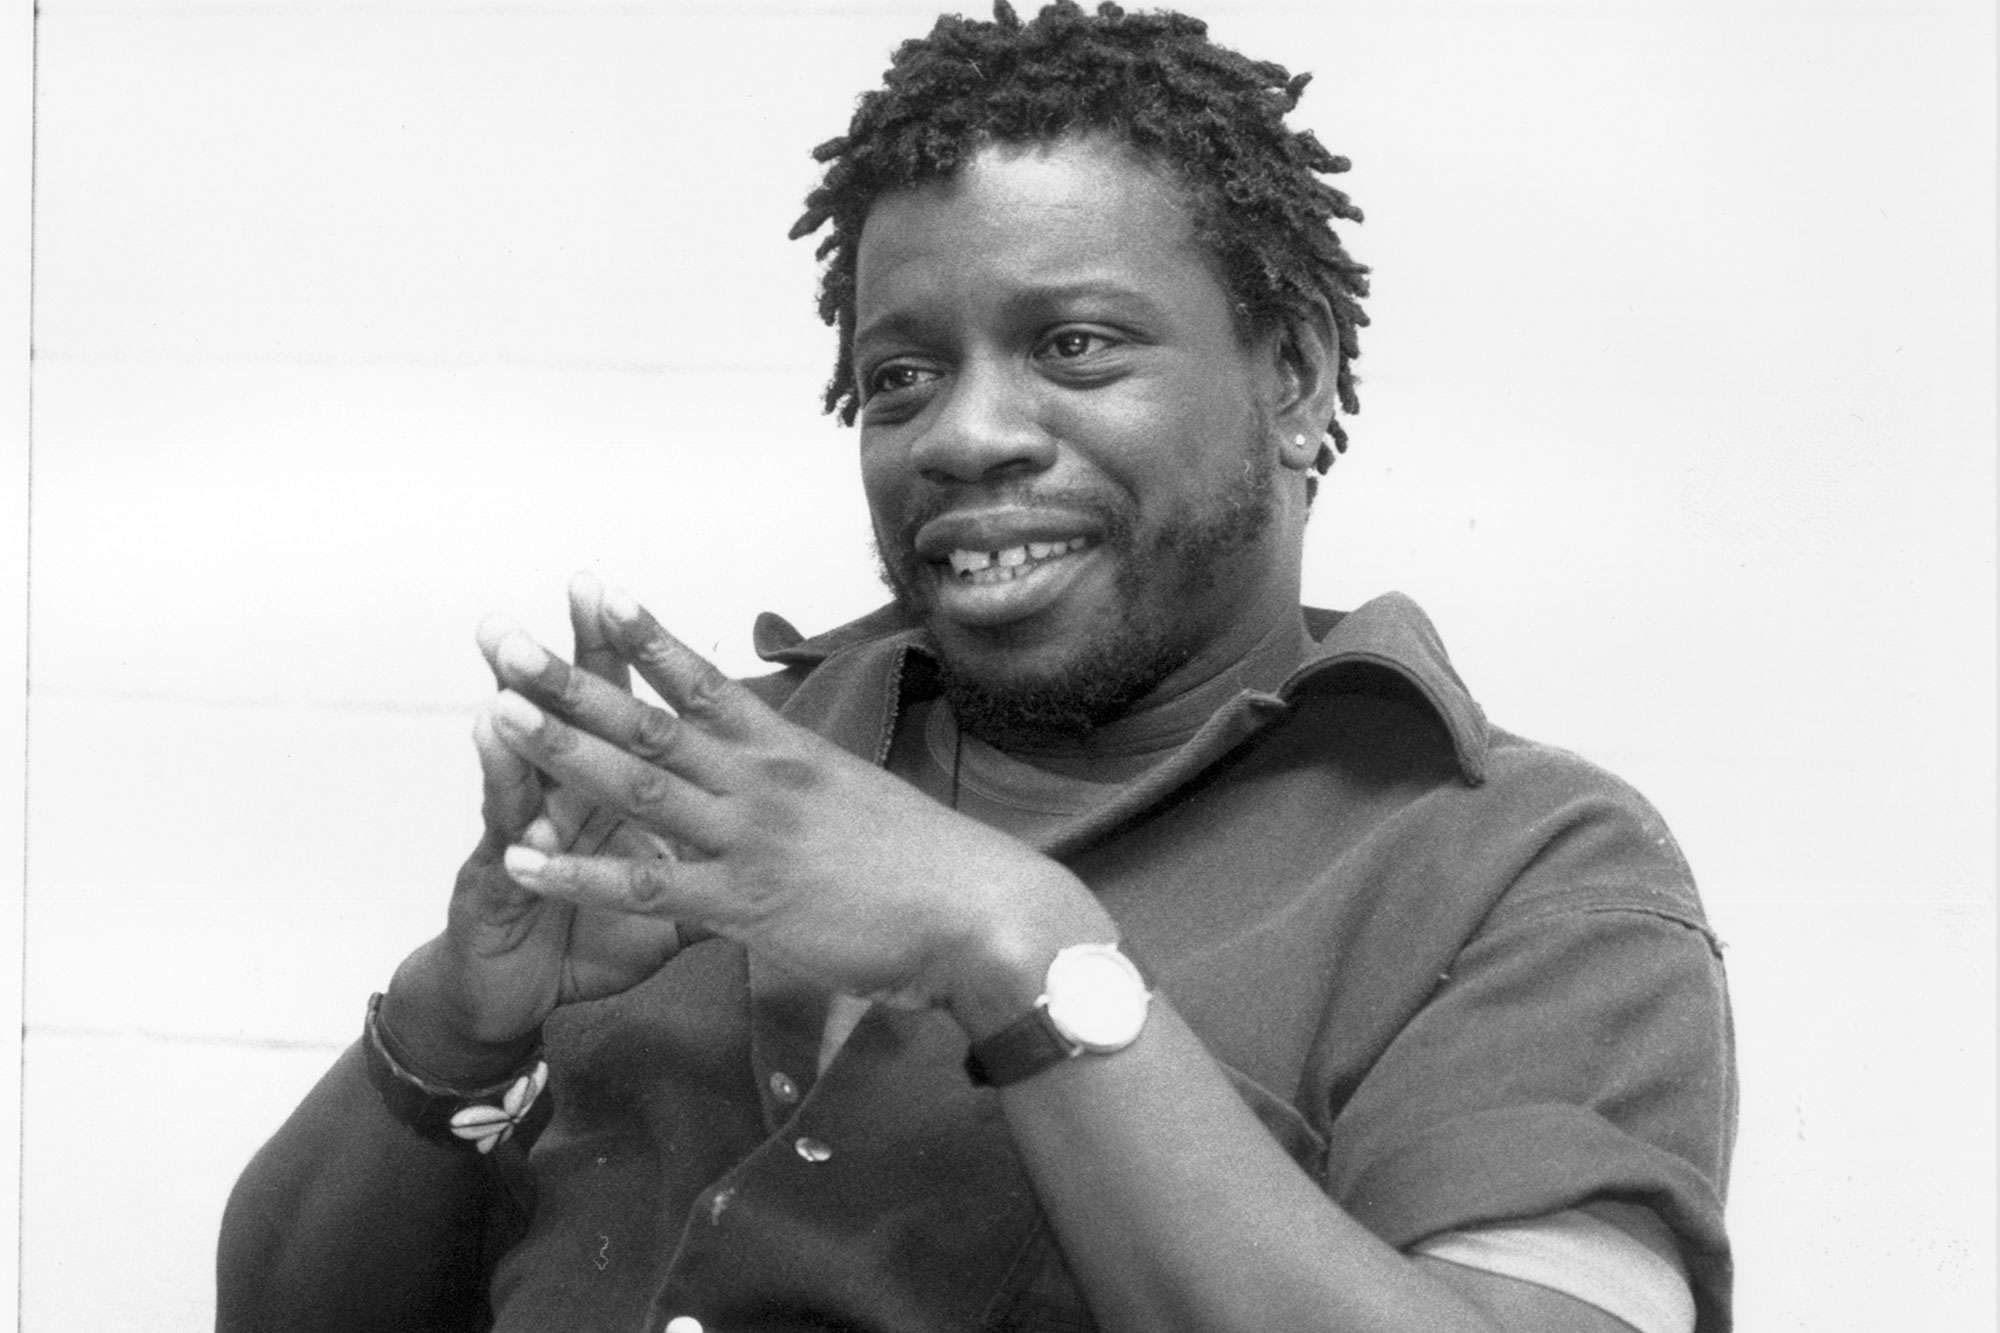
[599, 586, 767, 742]
[473, 711, 543, 840]
[521, 813, 563, 855]
[598, 820, 677, 863]
[475, 613, 528, 690]
[489, 692, 735, 855]
[568, 806, 629, 856]
[537, 784, 590, 847]
[502, 843, 730, 927]
[538, 779, 629, 855]
[489, 627, 738, 790]
[568, 570, 631, 690]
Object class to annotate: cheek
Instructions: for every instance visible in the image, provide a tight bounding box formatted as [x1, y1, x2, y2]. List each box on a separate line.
[858, 436, 906, 523]
[1049, 385, 1259, 494]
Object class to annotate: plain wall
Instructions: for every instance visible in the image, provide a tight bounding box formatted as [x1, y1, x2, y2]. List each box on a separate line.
[18, 0, 1996, 1328]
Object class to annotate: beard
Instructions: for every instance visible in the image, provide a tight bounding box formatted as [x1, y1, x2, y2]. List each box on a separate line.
[874, 448, 1277, 749]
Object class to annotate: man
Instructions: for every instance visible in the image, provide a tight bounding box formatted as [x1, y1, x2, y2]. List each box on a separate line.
[219, 4, 1734, 1330]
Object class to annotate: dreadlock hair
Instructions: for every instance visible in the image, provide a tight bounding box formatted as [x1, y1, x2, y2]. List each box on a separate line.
[790, 0, 1370, 496]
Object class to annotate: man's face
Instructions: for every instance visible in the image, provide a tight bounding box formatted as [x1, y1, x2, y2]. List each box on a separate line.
[852, 134, 1307, 742]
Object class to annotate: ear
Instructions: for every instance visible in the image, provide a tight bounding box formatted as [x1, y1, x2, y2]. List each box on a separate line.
[1262, 297, 1341, 474]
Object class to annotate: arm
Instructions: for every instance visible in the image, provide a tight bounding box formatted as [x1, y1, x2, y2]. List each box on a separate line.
[216, 1042, 511, 1333]
[483, 589, 1656, 1333]
[217, 576, 681, 1329]
[990, 994, 1647, 1332]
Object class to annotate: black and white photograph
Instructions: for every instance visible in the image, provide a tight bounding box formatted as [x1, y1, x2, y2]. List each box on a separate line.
[6, 0, 1994, 1328]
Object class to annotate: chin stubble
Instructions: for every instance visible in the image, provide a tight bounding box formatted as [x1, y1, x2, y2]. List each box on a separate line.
[874, 451, 1276, 747]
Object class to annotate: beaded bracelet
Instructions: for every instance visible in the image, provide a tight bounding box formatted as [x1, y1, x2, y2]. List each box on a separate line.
[361, 992, 552, 1154]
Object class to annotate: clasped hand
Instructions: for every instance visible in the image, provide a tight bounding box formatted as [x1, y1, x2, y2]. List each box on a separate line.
[446, 576, 1103, 1051]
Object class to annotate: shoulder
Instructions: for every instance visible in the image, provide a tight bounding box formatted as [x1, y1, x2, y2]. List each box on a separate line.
[1472, 727, 1710, 935]
[1294, 592, 1707, 934]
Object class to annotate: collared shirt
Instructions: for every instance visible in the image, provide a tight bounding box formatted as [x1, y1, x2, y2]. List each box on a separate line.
[478, 593, 1735, 1332]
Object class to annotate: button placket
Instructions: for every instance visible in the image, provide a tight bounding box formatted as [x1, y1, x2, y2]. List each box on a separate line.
[746, 949, 831, 1130]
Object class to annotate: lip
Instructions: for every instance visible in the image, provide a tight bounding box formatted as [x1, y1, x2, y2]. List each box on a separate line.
[907, 506, 1109, 631]
[926, 540, 1106, 629]
[912, 506, 1102, 562]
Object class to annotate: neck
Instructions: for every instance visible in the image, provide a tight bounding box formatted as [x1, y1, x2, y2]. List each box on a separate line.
[976, 610, 1311, 782]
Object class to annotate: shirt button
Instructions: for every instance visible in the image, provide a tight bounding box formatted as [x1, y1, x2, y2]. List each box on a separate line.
[768, 1070, 800, 1103]
[794, 1136, 833, 1163]
[663, 1318, 703, 1333]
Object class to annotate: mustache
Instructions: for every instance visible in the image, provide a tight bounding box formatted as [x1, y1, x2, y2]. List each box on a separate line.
[888, 482, 1135, 562]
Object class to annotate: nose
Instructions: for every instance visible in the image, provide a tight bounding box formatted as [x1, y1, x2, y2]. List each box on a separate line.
[908, 360, 1057, 484]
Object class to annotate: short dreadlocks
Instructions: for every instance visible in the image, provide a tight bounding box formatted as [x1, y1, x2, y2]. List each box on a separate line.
[790, 0, 1370, 479]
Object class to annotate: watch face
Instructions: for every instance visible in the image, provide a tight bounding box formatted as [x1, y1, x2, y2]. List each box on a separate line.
[1045, 945, 1151, 1052]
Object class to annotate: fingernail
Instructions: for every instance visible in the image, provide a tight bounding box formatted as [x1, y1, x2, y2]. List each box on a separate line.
[523, 815, 561, 854]
[569, 570, 605, 604]
[475, 612, 522, 656]
[504, 845, 550, 884]
[494, 632, 547, 680]
[491, 692, 545, 734]
[602, 585, 642, 623]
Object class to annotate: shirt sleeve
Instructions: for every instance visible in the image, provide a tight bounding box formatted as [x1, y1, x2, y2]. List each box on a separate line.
[1317, 758, 1738, 1331]
[1413, 1202, 1695, 1333]
[218, 1040, 530, 1332]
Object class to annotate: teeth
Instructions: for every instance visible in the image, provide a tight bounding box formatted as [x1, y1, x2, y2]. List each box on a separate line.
[943, 537, 1091, 583]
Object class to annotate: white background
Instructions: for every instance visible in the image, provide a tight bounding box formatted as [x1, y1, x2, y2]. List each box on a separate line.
[13, 0, 1996, 1328]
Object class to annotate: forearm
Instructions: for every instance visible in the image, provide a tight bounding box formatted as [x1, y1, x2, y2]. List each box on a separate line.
[216, 1042, 506, 1333]
[996, 1000, 1509, 1333]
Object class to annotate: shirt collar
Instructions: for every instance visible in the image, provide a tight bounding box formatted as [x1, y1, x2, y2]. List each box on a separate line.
[753, 590, 1488, 786]
[1284, 592, 1489, 784]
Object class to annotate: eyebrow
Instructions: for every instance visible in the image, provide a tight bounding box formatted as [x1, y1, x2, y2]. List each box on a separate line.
[854, 279, 1173, 349]
[1007, 280, 1171, 324]
[851, 308, 942, 353]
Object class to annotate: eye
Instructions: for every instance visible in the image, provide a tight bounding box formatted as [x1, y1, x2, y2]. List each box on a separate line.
[1037, 329, 1115, 361]
[863, 360, 939, 401]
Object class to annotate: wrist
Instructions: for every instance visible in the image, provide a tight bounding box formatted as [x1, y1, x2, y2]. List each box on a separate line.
[963, 939, 1154, 1087]
[362, 993, 552, 1154]
[383, 942, 542, 1086]
[941, 869, 1117, 1041]
[945, 938, 1057, 1042]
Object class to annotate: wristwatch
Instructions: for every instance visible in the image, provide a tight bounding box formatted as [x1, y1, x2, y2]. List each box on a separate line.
[965, 942, 1153, 1087]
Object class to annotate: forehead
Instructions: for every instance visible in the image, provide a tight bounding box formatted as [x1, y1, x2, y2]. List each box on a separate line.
[853, 135, 1222, 319]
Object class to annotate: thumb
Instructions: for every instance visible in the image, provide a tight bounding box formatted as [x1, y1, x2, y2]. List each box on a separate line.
[473, 707, 544, 842]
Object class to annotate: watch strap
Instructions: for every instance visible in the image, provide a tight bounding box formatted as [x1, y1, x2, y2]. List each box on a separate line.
[965, 1003, 1076, 1088]
[964, 941, 1153, 1089]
